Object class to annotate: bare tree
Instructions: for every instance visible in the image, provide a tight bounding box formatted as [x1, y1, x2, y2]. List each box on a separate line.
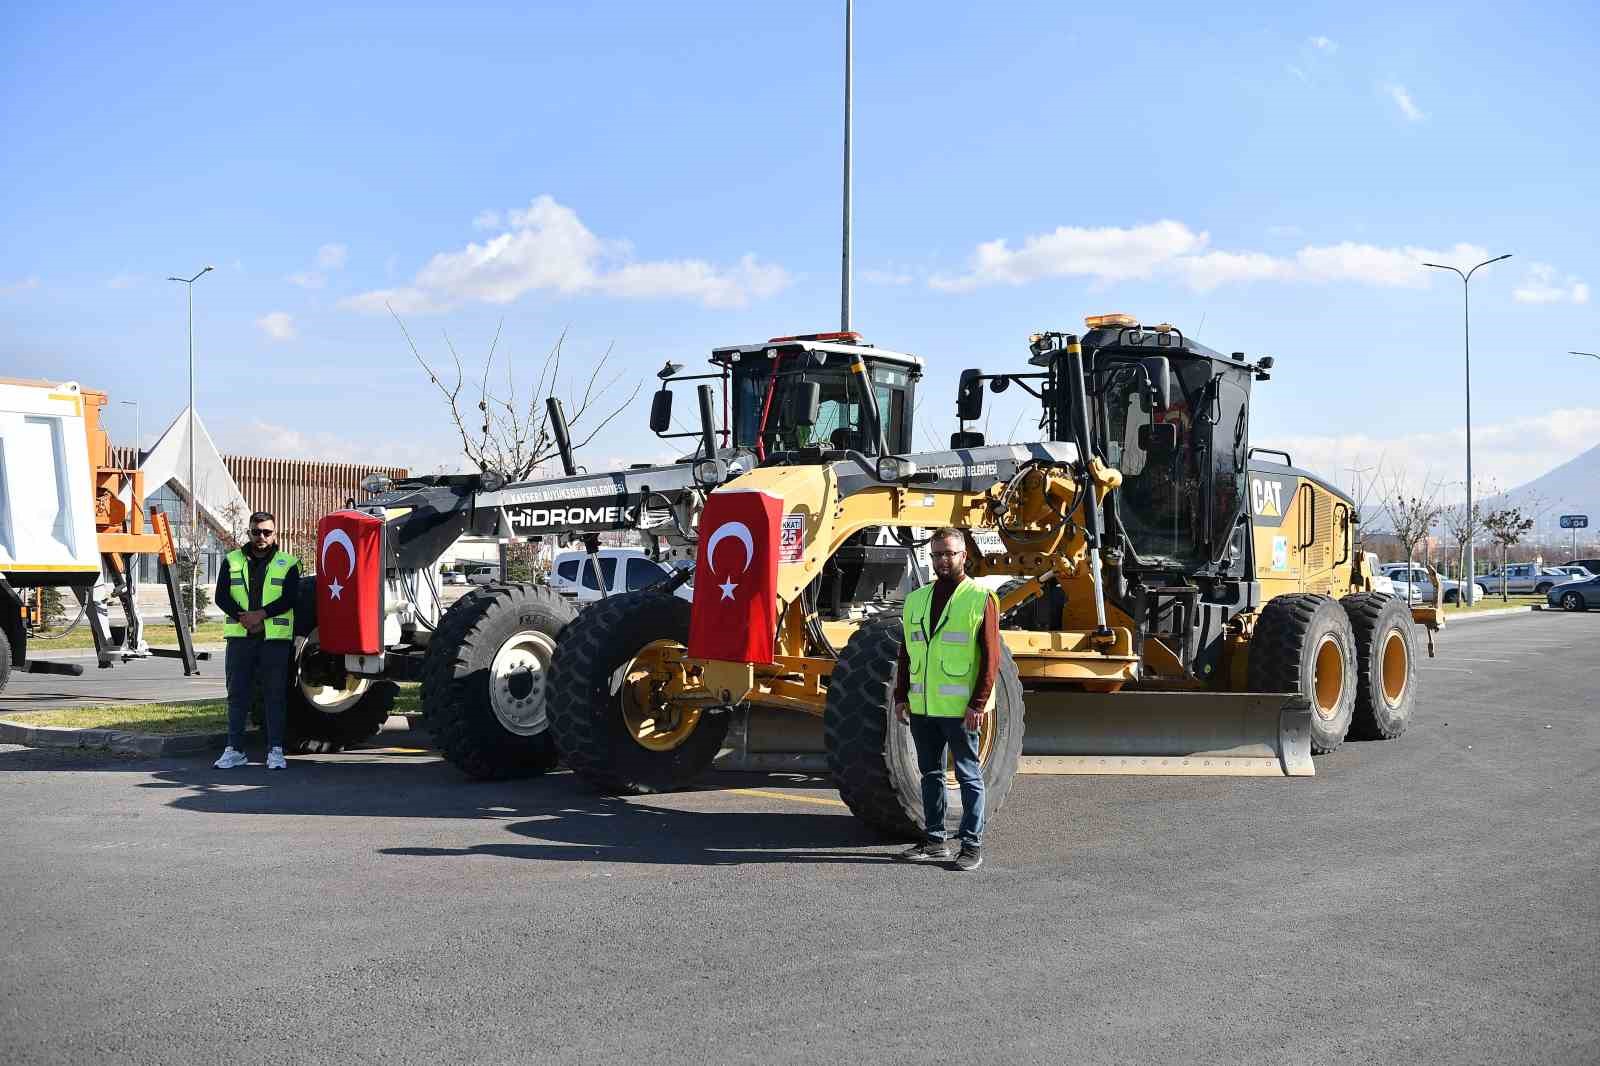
[1439, 498, 1486, 587]
[1483, 504, 1536, 601]
[393, 309, 641, 481]
[1379, 470, 1447, 576]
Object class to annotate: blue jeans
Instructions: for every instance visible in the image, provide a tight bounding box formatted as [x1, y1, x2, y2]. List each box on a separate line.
[226, 637, 290, 750]
[907, 713, 985, 846]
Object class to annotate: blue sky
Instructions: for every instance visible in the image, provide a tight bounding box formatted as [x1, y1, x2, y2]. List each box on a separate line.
[3, 1, 1595, 513]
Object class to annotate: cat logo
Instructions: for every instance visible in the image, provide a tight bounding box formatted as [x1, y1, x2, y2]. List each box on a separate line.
[1251, 477, 1284, 518]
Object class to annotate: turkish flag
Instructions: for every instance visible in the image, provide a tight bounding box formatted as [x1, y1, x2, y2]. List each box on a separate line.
[688, 489, 782, 664]
[316, 510, 385, 655]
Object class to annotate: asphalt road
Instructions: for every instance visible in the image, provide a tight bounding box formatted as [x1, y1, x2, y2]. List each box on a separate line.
[1, 610, 1595, 1065]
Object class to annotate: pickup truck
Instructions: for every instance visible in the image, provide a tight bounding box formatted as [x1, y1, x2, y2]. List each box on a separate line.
[1479, 563, 1574, 596]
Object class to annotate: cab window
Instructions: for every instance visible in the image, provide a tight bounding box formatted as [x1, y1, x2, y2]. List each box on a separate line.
[580, 558, 618, 590]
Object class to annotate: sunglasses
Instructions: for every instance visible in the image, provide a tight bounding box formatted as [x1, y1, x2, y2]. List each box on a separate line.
[249, 528, 276, 537]
[930, 549, 964, 559]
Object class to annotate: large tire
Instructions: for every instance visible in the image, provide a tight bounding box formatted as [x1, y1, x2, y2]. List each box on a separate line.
[0, 625, 11, 694]
[822, 616, 1025, 840]
[546, 591, 730, 794]
[1340, 593, 1417, 741]
[1248, 593, 1357, 754]
[1560, 590, 1586, 612]
[284, 629, 398, 754]
[421, 584, 574, 780]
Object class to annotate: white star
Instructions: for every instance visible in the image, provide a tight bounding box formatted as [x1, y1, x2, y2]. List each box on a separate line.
[329, 577, 344, 600]
[719, 578, 737, 600]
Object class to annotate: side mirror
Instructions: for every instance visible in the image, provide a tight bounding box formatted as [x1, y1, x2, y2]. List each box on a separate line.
[950, 430, 985, 449]
[648, 389, 673, 434]
[1140, 356, 1173, 410]
[1138, 422, 1179, 457]
[789, 381, 821, 426]
[957, 369, 984, 422]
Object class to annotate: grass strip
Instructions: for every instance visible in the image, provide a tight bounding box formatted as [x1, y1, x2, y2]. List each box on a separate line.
[26, 622, 229, 651]
[4, 700, 230, 735]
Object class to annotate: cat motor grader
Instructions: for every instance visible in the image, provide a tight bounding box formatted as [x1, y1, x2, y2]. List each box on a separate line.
[547, 314, 1441, 836]
[298, 331, 924, 775]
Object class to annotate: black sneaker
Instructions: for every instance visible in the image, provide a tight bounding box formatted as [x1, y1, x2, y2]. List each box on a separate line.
[896, 841, 954, 863]
[952, 844, 983, 872]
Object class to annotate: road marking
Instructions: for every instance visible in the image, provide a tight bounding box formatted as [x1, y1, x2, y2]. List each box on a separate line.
[1441, 658, 1512, 663]
[360, 746, 433, 754]
[726, 787, 848, 808]
[1419, 666, 1474, 672]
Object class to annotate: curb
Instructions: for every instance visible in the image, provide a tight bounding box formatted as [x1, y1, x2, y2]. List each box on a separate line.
[1443, 605, 1539, 623]
[0, 719, 250, 756]
[19, 643, 227, 662]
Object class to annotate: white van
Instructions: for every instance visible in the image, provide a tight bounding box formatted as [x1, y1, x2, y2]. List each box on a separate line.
[549, 548, 693, 604]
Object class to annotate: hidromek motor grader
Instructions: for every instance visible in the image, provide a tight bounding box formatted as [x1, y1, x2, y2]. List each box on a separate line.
[547, 315, 1442, 836]
[294, 332, 925, 774]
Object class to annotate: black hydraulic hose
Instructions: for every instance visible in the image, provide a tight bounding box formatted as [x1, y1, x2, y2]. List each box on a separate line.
[850, 353, 889, 455]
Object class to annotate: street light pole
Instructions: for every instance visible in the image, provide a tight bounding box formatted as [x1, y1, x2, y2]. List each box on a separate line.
[167, 265, 213, 627]
[1422, 253, 1511, 605]
[118, 399, 140, 465]
[840, 0, 853, 332]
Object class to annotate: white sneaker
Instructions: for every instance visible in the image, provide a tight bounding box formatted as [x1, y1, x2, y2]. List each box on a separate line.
[266, 747, 288, 770]
[214, 748, 249, 769]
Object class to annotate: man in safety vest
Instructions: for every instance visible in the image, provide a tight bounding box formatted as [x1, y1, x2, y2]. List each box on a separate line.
[893, 527, 1000, 872]
[212, 511, 301, 770]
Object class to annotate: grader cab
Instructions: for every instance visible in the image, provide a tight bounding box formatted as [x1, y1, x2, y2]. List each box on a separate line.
[547, 317, 1435, 837]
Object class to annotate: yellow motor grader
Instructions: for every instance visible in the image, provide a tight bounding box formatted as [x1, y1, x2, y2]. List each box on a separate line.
[547, 315, 1440, 836]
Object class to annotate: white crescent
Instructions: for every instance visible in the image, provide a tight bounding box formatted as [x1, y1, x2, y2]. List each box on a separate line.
[321, 528, 357, 579]
[705, 521, 754, 575]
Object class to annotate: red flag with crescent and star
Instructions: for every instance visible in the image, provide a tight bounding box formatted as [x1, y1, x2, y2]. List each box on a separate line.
[316, 510, 385, 655]
[688, 489, 782, 664]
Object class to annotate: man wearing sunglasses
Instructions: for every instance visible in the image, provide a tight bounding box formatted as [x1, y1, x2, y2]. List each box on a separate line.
[892, 528, 1000, 872]
[212, 511, 301, 770]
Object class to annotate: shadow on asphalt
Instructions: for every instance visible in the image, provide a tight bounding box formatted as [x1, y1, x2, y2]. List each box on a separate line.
[0, 748, 891, 864]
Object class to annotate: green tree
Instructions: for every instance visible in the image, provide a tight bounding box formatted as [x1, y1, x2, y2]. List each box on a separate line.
[1483, 506, 1536, 602]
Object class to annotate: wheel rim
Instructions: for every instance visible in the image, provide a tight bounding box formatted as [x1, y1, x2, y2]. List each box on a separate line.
[298, 631, 371, 714]
[618, 639, 701, 752]
[1312, 634, 1346, 720]
[1563, 593, 1581, 610]
[489, 630, 557, 736]
[1380, 628, 1409, 707]
[945, 706, 996, 790]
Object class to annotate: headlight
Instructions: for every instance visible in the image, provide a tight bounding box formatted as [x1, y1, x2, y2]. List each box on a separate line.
[876, 455, 917, 482]
[359, 473, 393, 495]
[692, 457, 728, 486]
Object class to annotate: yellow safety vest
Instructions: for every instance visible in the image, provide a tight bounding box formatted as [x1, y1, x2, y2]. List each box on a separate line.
[222, 548, 297, 640]
[902, 578, 993, 717]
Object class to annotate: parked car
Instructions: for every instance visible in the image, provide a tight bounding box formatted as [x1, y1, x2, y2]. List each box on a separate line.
[1547, 573, 1600, 611]
[1378, 563, 1487, 605]
[1361, 552, 1396, 596]
[464, 563, 500, 586]
[1571, 558, 1600, 575]
[548, 548, 694, 604]
[1478, 563, 1573, 596]
[441, 570, 468, 586]
[1552, 565, 1595, 580]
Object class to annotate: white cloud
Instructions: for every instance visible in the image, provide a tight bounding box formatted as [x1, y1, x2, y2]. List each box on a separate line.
[287, 271, 325, 290]
[256, 311, 298, 341]
[1287, 64, 1308, 82]
[472, 210, 501, 231]
[316, 243, 348, 270]
[107, 273, 140, 290]
[1, 276, 40, 294]
[1385, 83, 1426, 121]
[1513, 263, 1590, 305]
[237, 419, 465, 474]
[1272, 408, 1600, 505]
[1309, 35, 1337, 52]
[345, 196, 790, 314]
[931, 221, 1501, 294]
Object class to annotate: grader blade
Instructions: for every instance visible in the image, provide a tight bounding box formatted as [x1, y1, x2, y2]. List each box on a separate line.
[1017, 690, 1315, 776]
